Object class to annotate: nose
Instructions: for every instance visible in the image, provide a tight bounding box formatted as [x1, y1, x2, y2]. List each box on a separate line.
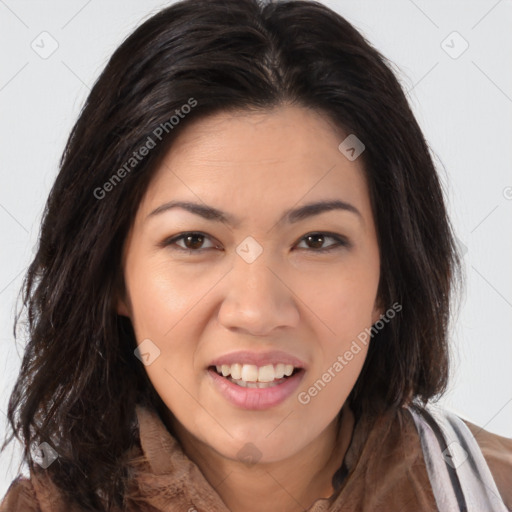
[217, 250, 300, 336]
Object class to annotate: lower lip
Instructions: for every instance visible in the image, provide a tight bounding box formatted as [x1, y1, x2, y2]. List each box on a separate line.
[207, 368, 305, 410]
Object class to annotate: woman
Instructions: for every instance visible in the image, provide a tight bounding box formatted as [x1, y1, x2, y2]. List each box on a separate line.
[1, 0, 511, 510]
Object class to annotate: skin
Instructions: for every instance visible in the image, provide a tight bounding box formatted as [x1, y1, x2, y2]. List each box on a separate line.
[117, 105, 382, 512]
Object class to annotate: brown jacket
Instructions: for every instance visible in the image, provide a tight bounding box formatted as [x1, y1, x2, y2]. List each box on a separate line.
[1, 403, 511, 511]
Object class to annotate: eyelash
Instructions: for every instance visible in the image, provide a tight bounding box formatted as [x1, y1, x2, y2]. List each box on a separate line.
[160, 231, 350, 254]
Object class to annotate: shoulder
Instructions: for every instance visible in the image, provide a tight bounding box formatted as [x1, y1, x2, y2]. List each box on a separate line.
[463, 419, 512, 511]
[405, 402, 512, 511]
[0, 475, 40, 512]
[0, 471, 85, 512]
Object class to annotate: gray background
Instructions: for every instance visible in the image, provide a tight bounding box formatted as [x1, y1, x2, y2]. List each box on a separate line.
[1, 0, 511, 497]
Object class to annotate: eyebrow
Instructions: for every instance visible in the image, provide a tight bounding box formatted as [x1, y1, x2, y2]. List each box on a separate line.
[147, 199, 362, 227]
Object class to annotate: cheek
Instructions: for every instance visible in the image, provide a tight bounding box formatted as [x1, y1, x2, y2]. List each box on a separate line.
[127, 271, 203, 418]
[123, 253, 229, 369]
[125, 257, 200, 338]
[296, 259, 377, 404]
[304, 263, 379, 339]
[299, 304, 371, 420]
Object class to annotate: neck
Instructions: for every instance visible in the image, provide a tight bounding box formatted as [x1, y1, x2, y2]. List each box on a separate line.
[169, 406, 355, 512]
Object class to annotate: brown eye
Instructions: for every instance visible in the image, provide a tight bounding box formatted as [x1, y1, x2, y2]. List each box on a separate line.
[180, 233, 207, 250]
[305, 233, 325, 249]
[296, 232, 349, 252]
[162, 232, 218, 252]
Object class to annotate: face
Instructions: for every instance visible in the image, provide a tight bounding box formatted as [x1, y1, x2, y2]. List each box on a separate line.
[117, 105, 382, 464]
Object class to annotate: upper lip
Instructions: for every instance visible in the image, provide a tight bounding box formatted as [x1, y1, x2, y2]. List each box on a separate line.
[208, 350, 307, 369]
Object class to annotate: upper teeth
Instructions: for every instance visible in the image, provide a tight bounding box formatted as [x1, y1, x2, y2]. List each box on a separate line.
[215, 363, 295, 382]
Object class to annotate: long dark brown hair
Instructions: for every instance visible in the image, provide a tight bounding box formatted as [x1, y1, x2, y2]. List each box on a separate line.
[2, 0, 461, 509]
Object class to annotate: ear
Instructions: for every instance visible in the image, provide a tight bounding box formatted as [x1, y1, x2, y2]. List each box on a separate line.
[113, 274, 131, 317]
[370, 296, 384, 325]
[116, 296, 131, 317]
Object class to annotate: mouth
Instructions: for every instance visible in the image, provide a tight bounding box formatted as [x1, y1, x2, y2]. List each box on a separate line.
[206, 359, 306, 410]
[208, 363, 303, 388]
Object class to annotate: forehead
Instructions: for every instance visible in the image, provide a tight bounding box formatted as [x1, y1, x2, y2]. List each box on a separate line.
[137, 105, 372, 225]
